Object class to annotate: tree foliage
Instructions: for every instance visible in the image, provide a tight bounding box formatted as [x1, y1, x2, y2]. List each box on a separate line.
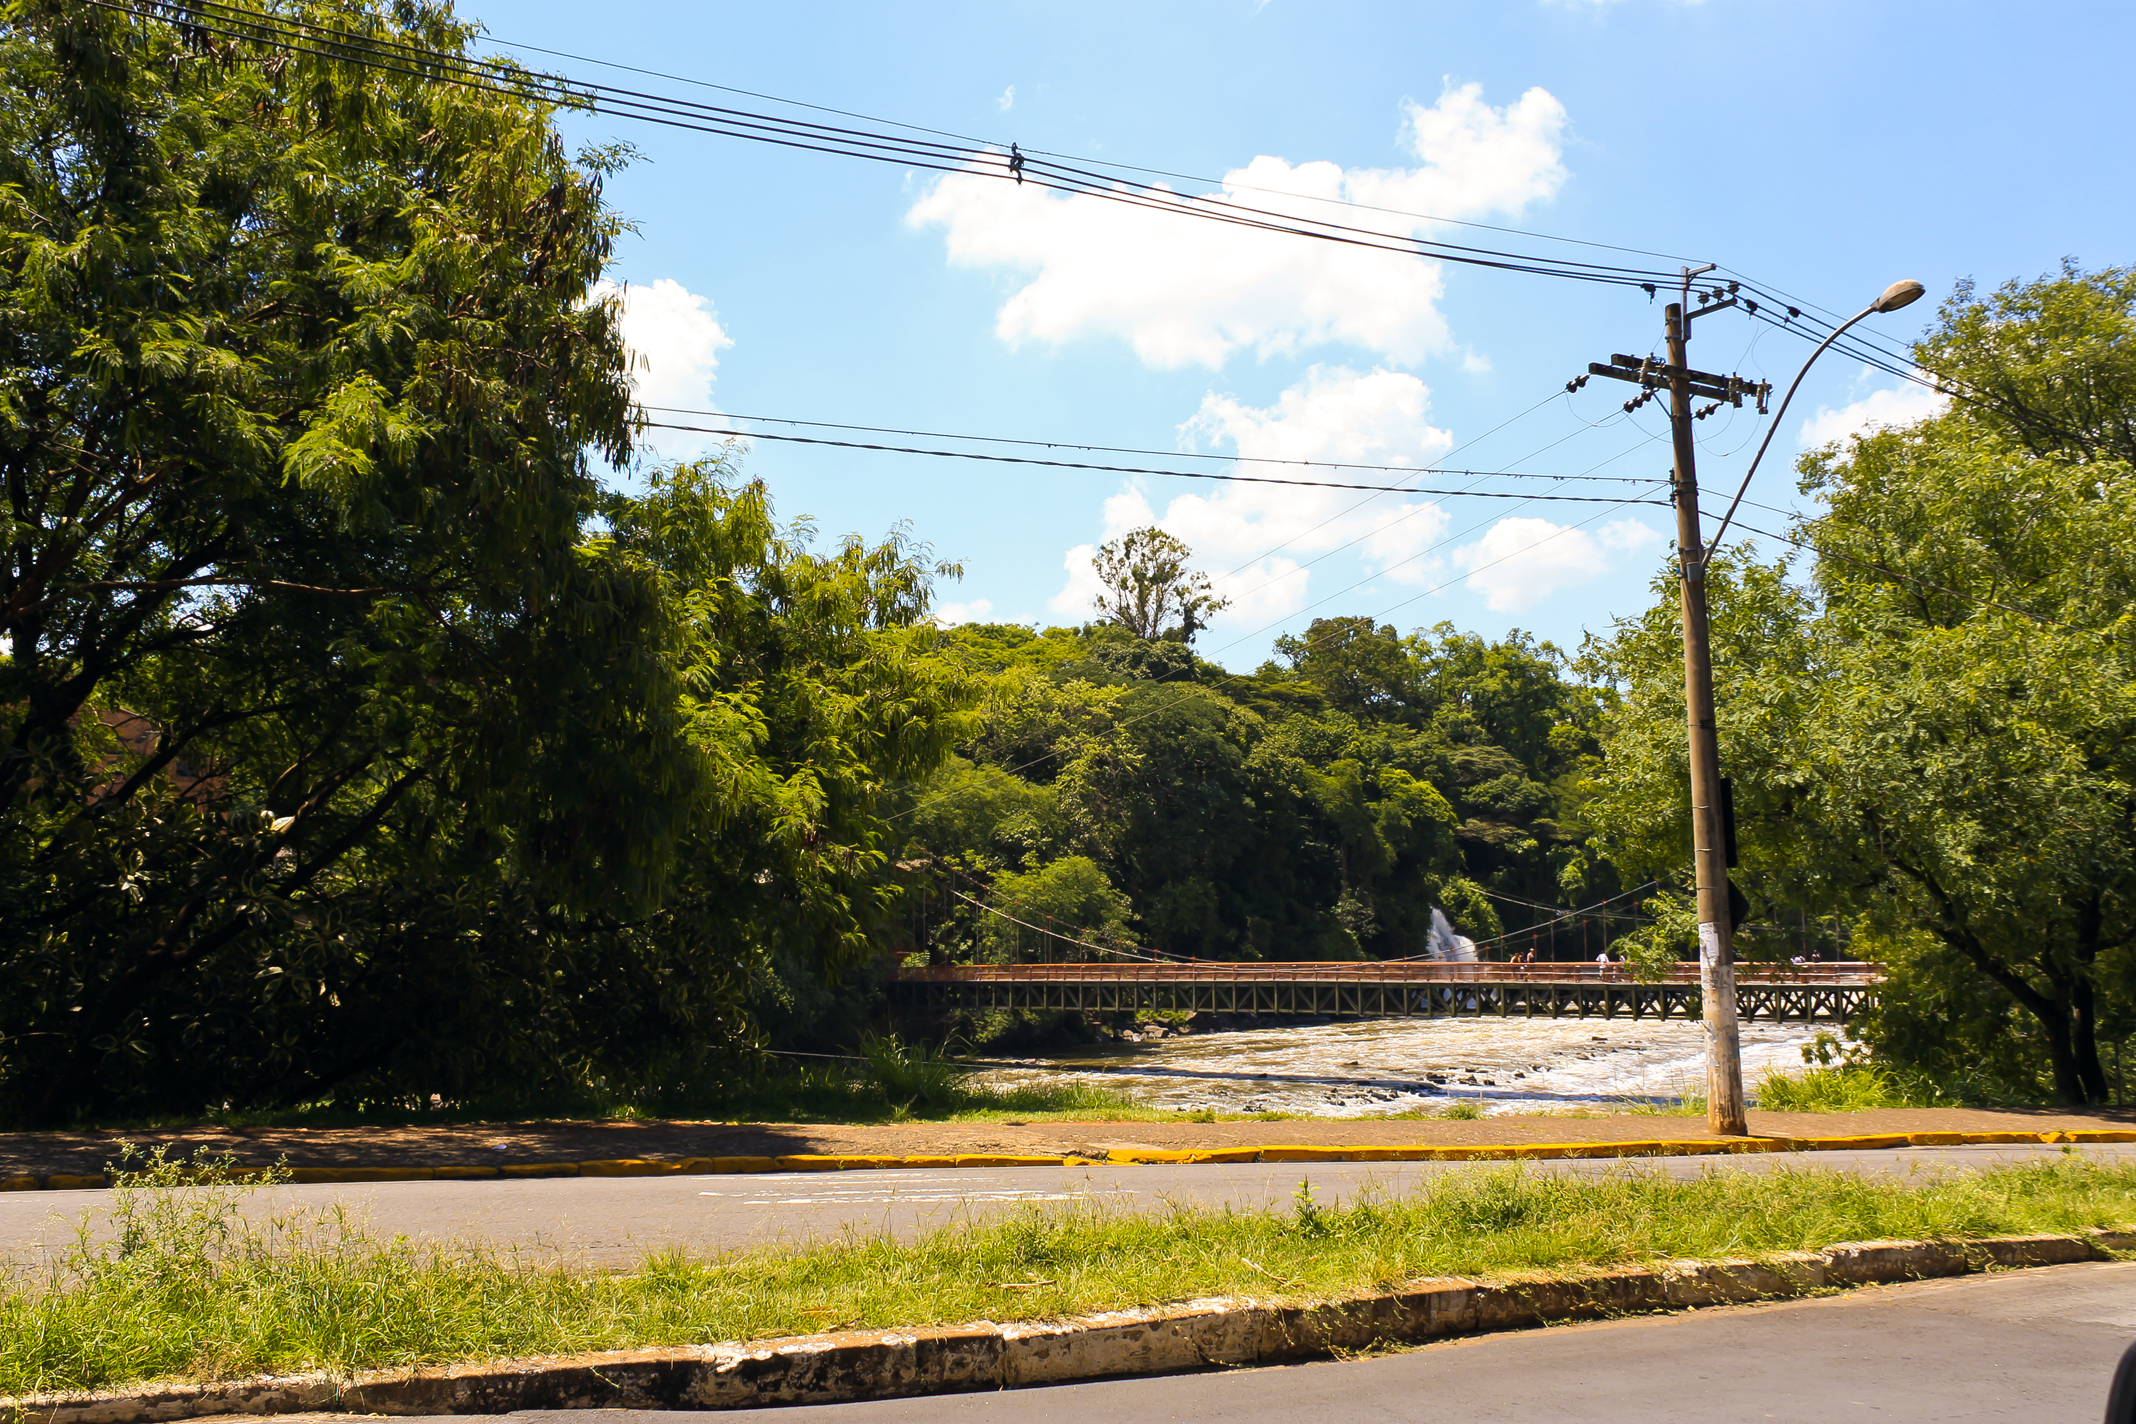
[904, 601, 1609, 975]
[1583, 265, 2136, 1103]
[0, 3, 975, 1123]
[1089, 526, 1229, 643]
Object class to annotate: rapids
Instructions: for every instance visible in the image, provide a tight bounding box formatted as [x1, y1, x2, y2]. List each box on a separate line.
[970, 1016, 1820, 1118]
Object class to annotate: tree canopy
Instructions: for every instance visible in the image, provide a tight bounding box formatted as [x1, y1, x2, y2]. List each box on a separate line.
[0, 1, 977, 1123]
[1583, 265, 2136, 1103]
[1089, 526, 1229, 643]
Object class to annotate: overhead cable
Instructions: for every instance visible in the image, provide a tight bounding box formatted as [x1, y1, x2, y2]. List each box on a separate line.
[104, 0, 1685, 291]
[639, 420, 1673, 503]
[646, 406, 1667, 484]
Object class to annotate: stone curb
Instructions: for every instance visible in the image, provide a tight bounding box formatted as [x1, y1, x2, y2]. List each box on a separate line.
[4, 1130, 2129, 1193]
[7, 1229, 2131, 1421]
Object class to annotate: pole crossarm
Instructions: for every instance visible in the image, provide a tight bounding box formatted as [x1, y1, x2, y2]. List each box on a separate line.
[1586, 358, 1772, 412]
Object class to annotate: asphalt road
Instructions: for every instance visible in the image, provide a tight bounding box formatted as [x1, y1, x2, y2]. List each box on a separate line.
[4, 1142, 2132, 1267]
[521, 1261, 2136, 1424]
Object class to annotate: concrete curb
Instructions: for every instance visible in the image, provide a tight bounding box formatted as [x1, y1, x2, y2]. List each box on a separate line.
[6, 1229, 2131, 1421]
[3, 1129, 2130, 1193]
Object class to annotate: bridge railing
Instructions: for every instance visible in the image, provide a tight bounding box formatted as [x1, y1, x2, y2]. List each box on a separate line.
[892, 960, 1884, 987]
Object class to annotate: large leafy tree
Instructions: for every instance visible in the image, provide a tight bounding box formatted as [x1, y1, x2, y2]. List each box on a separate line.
[1089, 526, 1229, 644]
[0, 2, 976, 1122]
[1583, 266, 2136, 1103]
[0, 0, 689, 1121]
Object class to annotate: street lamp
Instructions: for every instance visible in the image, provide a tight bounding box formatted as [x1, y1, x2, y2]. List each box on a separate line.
[1688, 276, 1924, 1135]
[1706, 279, 1926, 554]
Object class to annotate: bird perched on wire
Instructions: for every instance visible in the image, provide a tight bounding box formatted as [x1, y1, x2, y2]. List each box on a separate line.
[1009, 143, 1025, 184]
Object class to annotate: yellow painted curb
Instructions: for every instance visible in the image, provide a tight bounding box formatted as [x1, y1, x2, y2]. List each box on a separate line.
[12, 1126, 2125, 1191]
[700, 1156, 781, 1174]
[578, 1159, 683, 1177]
[1793, 1134, 1911, 1151]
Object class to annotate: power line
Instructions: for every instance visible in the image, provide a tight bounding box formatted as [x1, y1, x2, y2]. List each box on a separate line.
[107, 0, 1684, 292]
[1205, 389, 1575, 586]
[647, 406, 1665, 484]
[892, 488, 1659, 825]
[1384, 881, 1662, 960]
[640, 420, 1671, 503]
[1719, 508, 2109, 638]
[1204, 473, 1659, 655]
[1206, 427, 1662, 614]
[472, 29, 1705, 274]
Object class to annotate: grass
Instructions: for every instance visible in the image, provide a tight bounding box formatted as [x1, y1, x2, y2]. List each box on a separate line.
[4, 1147, 2133, 1398]
[1755, 1064, 1952, 1112]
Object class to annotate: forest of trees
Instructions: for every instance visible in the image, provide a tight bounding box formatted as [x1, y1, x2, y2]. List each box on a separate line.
[898, 612, 1606, 968]
[3, 2, 2133, 1119]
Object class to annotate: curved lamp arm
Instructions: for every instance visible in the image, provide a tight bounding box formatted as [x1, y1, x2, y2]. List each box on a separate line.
[1704, 279, 1925, 560]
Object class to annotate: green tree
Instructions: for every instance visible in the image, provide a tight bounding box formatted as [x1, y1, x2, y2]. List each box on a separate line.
[0, 4, 978, 1121]
[1583, 266, 2136, 1103]
[1089, 527, 1229, 643]
[1275, 617, 1418, 720]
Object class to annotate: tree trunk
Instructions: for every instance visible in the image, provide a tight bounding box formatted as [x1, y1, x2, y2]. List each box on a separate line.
[2036, 997, 2089, 1104]
[2072, 971, 2111, 1103]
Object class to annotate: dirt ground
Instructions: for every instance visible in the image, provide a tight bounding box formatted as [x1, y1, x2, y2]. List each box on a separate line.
[5, 1106, 2133, 1178]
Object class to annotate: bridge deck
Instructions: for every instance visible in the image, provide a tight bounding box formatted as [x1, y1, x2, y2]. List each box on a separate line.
[889, 961, 1880, 1023]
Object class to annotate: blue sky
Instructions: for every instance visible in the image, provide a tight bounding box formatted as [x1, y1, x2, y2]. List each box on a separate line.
[475, 0, 2134, 669]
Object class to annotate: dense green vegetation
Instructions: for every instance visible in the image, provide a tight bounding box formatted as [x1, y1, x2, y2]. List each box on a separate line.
[3, 1, 2132, 1119]
[0, 1, 978, 1124]
[1584, 264, 2136, 1104]
[899, 615, 1608, 966]
[7, 1151, 2133, 1393]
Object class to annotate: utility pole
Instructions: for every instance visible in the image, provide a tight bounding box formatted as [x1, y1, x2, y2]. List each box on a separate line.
[1577, 265, 1769, 1136]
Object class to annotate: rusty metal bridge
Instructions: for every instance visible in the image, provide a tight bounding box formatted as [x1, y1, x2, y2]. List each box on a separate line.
[890, 960, 1881, 1024]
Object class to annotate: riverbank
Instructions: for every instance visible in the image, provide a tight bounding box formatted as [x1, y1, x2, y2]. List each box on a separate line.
[5, 1107, 2134, 1181]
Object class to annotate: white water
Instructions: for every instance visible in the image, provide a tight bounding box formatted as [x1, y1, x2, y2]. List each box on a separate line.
[972, 1017, 1819, 1118]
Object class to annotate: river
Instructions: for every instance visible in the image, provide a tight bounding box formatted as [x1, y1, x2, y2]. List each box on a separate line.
[970, 1016, 1822, 1117]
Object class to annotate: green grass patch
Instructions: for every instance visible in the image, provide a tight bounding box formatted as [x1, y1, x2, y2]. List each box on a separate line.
[1755, 1064, 1951, 1112]
[4, 1148, 2133, 1397]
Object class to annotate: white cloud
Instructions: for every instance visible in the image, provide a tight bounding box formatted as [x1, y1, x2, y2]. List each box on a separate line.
[996, 85, 1015, 112]
[906, 83, 1568, 369]
[592, 277, 734, 460]
[932, 599, 995, 627]
[1049, 367, 1455, 629]
[1797, 369, 1949, 449]
[1455, 515, 1662, 613]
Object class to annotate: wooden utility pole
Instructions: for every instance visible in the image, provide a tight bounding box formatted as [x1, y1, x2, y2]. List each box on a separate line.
[1579, 266, 1770, 1136]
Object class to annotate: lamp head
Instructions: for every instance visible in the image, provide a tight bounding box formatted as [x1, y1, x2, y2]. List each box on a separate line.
[1872, 279, 1926, 314]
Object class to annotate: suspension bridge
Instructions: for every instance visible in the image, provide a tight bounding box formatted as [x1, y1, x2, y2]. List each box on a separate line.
[889, 960, 1881, 1024]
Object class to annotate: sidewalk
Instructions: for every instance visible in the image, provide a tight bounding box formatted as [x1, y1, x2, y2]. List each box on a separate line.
[5, 1106, 2133, 1183]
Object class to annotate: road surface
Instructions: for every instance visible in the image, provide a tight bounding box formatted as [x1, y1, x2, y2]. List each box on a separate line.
[4, 1141, 2131, 1267]
[521, 1261, 2136, 1423]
